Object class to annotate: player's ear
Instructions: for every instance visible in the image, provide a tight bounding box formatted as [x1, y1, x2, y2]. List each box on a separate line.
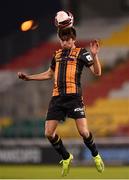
[72, 38, 76, 43]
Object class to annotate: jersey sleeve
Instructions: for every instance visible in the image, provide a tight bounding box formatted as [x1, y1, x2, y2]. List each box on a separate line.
[78, 48, 94, 67]
[50, 56, 56, 71]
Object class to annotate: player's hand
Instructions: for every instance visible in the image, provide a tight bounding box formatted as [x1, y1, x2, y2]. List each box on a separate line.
[90, 40, 100, 56]
[18, 72, 30, 81]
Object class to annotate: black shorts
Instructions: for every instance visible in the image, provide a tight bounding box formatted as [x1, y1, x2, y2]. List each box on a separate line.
[46, 94, 86, 121]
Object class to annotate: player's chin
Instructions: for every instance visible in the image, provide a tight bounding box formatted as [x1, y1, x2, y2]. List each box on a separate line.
[62, 45, 71, 50]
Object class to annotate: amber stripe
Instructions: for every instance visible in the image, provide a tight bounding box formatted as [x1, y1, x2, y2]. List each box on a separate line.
[66, 48, 81, 94]
[66, 60, 77, 94]
[52, 61, 60, 96]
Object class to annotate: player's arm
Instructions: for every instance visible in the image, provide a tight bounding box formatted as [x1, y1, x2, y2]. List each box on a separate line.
[89, 40, 101, 76]
[18, 67, 54, 81]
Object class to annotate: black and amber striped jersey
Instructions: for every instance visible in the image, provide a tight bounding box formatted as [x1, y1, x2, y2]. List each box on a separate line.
[50, 47, 94, 96]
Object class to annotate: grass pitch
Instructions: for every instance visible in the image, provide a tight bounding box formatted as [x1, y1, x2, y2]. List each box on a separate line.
[0, 165, 129, 179]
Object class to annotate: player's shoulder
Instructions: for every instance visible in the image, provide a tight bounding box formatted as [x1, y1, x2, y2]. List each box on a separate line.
[55, 49, 62, 54]
[79, 47, 89, 55]
[78, 47, 90, 58]
[53, 49, 63, 60]
[52, 49, 62, 58]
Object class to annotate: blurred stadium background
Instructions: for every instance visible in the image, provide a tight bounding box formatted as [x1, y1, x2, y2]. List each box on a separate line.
[0, 0, 129, 179]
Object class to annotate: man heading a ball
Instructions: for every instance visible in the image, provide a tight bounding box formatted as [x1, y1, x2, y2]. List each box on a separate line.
[18, 10, 104, 176]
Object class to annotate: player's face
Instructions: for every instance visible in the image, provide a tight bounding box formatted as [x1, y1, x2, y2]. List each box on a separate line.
[59, 38, 75, 49]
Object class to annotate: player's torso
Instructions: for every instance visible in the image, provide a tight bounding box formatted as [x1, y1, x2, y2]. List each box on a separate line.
[53, 47, 84, 96]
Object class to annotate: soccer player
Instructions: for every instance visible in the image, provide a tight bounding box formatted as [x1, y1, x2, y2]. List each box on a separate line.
[18, 27, 104, 176]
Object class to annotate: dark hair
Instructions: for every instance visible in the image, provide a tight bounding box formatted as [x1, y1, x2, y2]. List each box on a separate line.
[57, 27, 76, 40]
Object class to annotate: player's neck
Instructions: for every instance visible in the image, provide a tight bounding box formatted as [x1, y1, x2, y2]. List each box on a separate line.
[62, 44, 76, 50]
[71, 44, 76, 49]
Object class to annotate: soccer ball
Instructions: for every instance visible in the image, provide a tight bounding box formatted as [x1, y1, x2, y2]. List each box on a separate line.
[55, 11, 74, 29]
